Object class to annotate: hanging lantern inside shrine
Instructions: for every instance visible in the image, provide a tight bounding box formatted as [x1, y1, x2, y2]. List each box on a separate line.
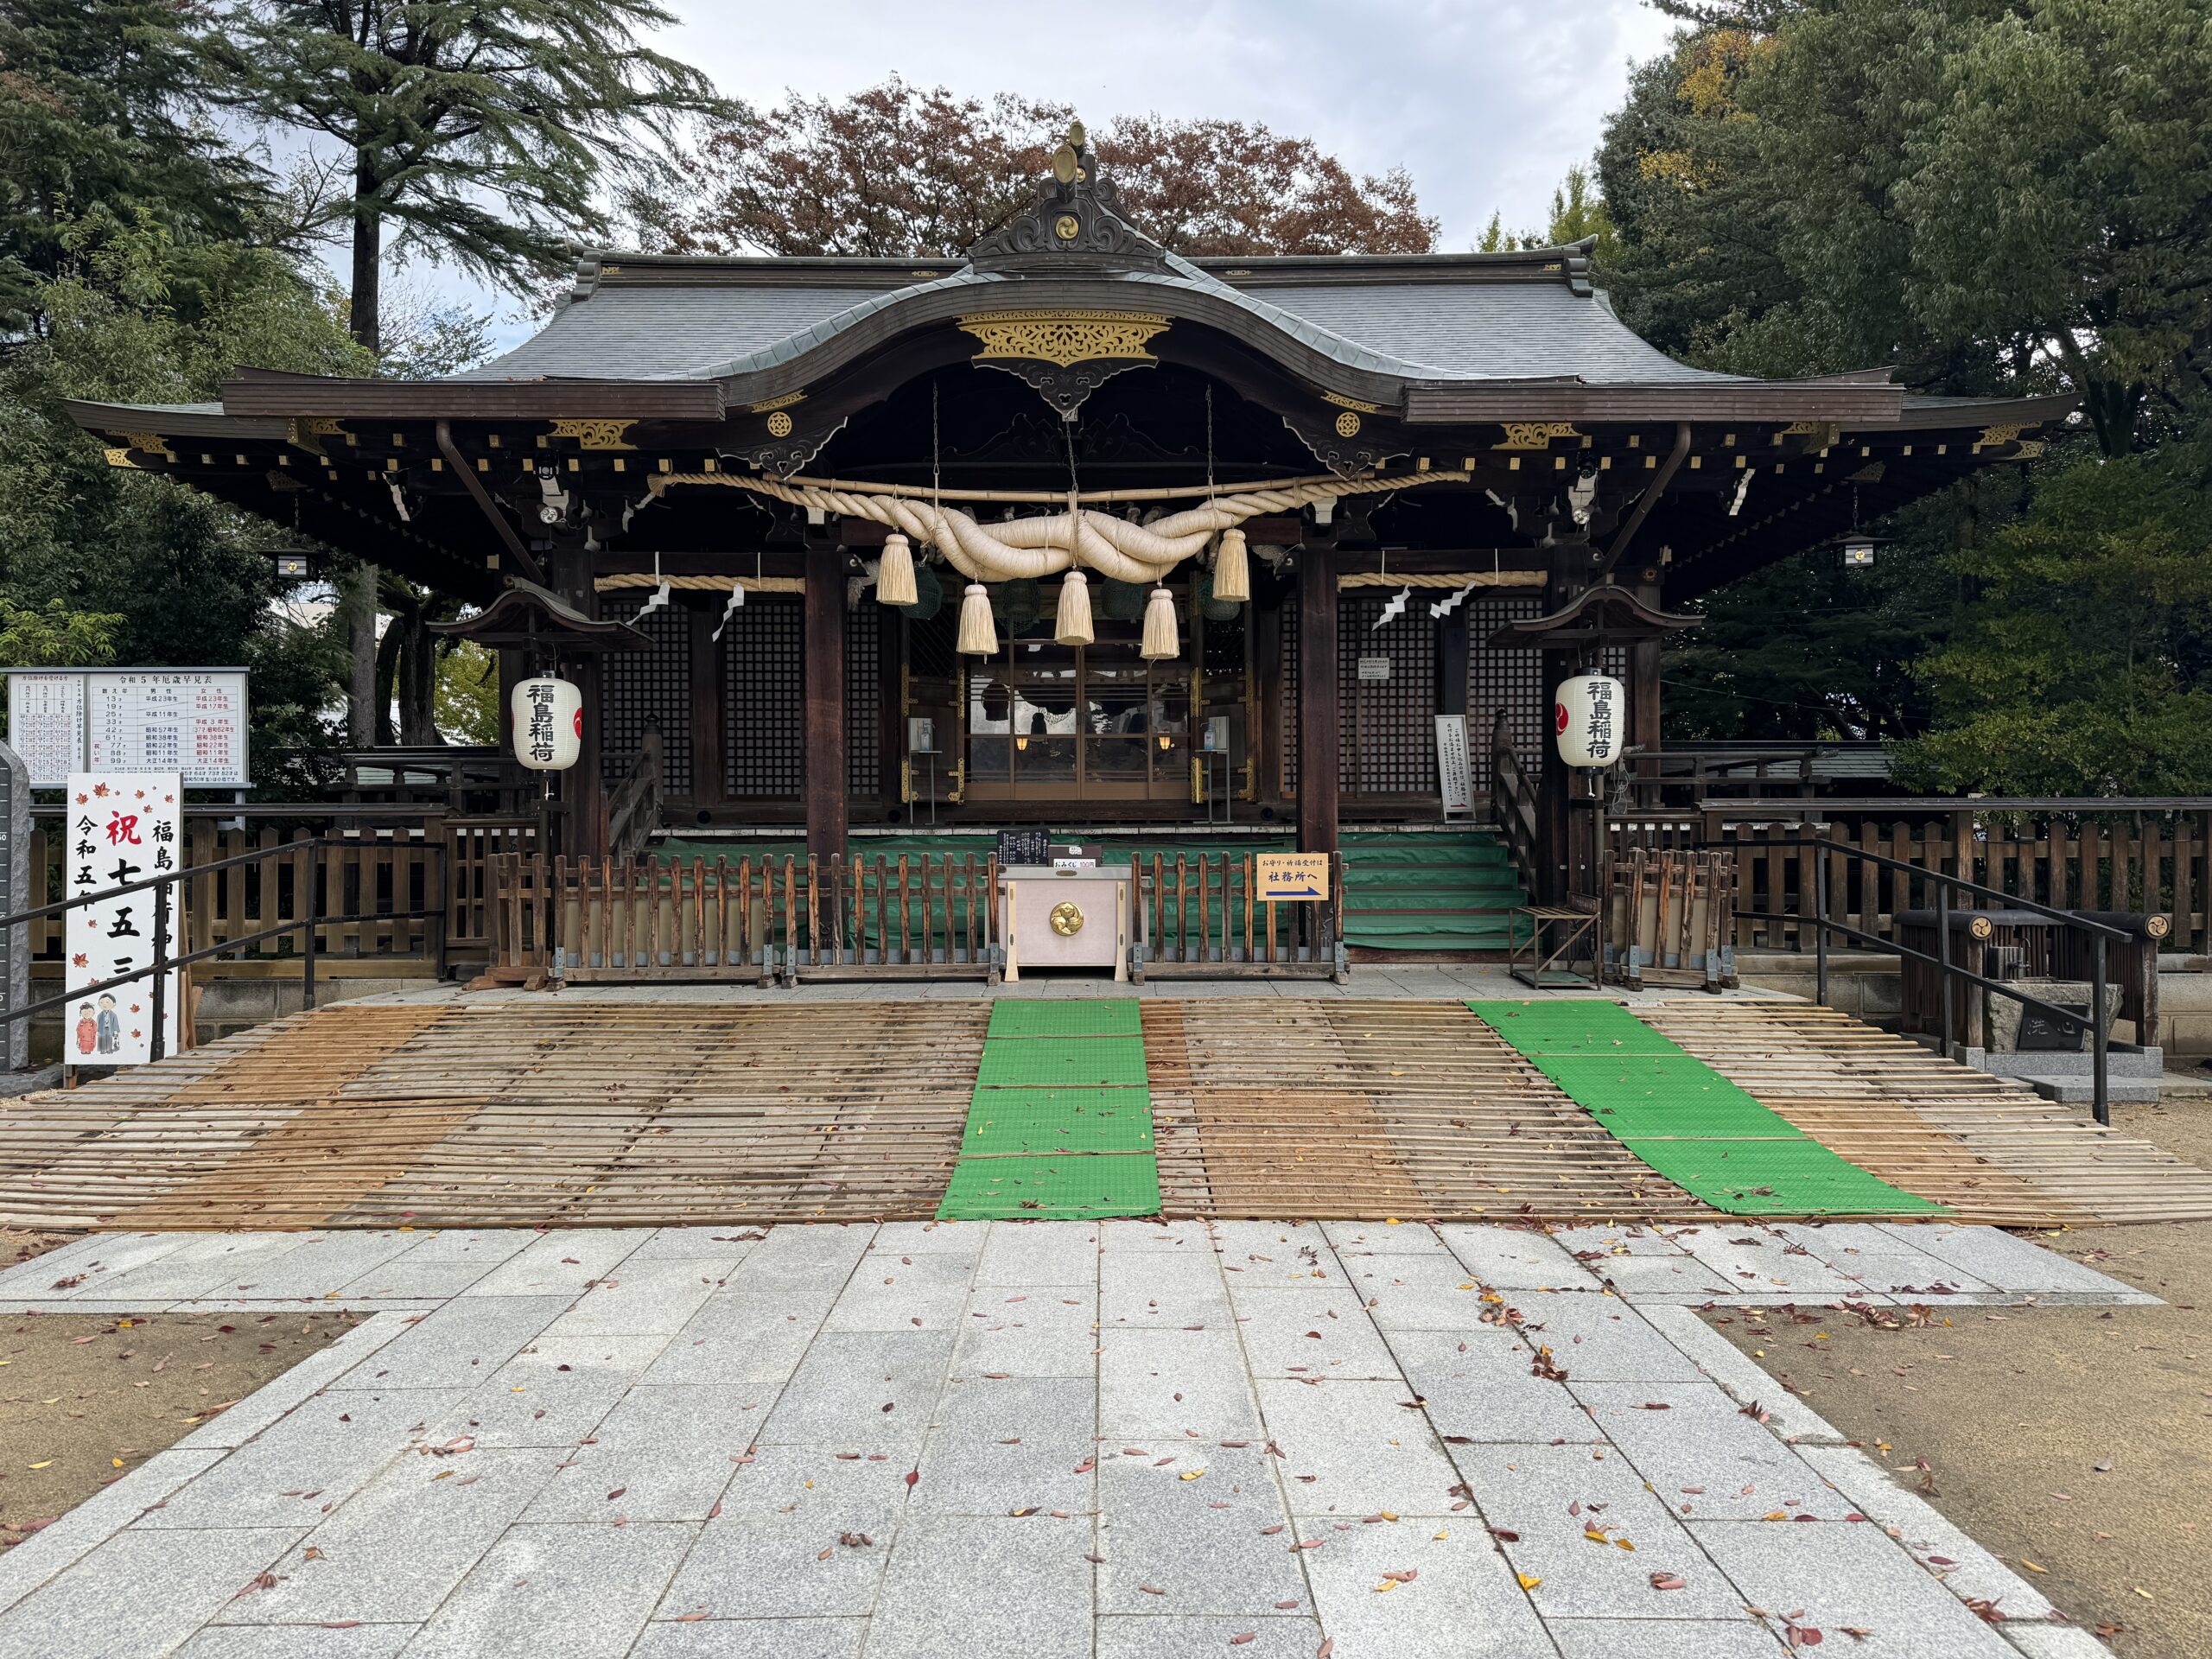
[1554, 674, 1624, 768]
[512, 676, 583, 771]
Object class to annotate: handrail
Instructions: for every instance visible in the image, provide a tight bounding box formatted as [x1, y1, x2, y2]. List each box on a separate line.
[0, 836, 448, 1062]
[1489, 710, 1540, 898]
[607, 734, 665, 867]
[1746, 835, 2121, 1126]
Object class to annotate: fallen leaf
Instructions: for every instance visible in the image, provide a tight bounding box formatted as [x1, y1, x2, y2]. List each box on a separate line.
[1516, 1573, 1542, 1590]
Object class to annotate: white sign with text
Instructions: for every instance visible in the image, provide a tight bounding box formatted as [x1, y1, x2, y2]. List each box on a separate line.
[62, 772, 182, 1066]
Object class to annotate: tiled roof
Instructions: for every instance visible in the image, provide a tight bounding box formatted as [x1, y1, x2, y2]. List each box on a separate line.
[449, 246, 1744, 390]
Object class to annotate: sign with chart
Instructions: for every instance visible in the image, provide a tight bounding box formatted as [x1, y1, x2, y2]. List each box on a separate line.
[5, 670, 249, 788]
[62, 772, 182, 1066]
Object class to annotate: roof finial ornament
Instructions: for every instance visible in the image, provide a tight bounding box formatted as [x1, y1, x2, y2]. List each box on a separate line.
[966, 114, 1165, 274]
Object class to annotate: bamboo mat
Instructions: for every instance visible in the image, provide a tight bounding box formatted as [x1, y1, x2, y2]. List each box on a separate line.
[0, 996, 2204, 1230]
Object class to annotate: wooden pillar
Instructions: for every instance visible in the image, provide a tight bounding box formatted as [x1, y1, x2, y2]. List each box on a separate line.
[1631, 575, 1663, 766]
[804, 540, 848, 866]
[552, 537, 606, 862]
[1297, 541, 1339, 856]
[1535, 542, 1580, 905]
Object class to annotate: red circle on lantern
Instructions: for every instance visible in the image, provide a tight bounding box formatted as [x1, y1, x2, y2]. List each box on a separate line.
[1554, 702, 1570, 734]
[573, 709, 584, 736]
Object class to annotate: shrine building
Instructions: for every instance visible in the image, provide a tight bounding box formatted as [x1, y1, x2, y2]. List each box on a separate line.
[62, 126, 2069, 952]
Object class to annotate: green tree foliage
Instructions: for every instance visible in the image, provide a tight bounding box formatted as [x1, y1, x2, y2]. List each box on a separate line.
[434, 638, 500, 745]
[1600, 1, 2212, 791]
[0, 0, 267, 330]
[1897, 417, 2212, 794]
[200, 0, 734, 351]
[1473, 167, 1618, 263]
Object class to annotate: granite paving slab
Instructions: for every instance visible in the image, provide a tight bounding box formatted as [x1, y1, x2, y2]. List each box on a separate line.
[401, 1519, 692, 1658]
[0, 1219, 2107, 1659]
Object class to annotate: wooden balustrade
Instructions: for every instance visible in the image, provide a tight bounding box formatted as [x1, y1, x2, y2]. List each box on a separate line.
[488, 850, 1001, 984]
[27, 822, 453, 965]
[1132, 850, 1346, 981]
[1607, 809, 2212, 952]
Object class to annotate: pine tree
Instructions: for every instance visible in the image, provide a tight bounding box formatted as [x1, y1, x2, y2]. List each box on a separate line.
[200, 1, 735, 353]
[0, 0, 264, 330]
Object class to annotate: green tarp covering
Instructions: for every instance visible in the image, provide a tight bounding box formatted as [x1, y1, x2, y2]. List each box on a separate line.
[1468, 999, 1947, 1217]
[938, 1000, 1160, 1220]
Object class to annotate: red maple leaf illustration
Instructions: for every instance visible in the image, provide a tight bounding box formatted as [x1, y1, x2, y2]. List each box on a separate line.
[92, 784, 110, 797]
[71, 953, 88, 969]
[129, 1028, 141, 1039]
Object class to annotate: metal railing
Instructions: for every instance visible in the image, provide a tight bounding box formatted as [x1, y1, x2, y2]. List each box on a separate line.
[1741, 837, 2128, 1126]
[0, 837, 448, 1066]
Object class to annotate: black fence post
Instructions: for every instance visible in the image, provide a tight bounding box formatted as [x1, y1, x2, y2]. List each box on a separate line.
[1814, 840, 1829, 1007]
[302, 844, 321, 1011]
[149, 877, 170, 1064]
[432, 839, 449, 982]
[1936, 879, 1952, 1060]
[2092, 933, 2110, 1128]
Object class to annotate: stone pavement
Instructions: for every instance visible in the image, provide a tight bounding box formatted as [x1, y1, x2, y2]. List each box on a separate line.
[0, 1218, 2140, 1658]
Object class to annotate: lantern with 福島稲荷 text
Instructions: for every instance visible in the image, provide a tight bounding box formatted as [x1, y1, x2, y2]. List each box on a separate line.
[1554, 674, 1624, 768]
[511, 677, 582, 771]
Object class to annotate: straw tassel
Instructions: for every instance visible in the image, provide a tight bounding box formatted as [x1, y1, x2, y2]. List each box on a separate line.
[956, 581, 998, 655]
[1054, 568, 1094, 646]
[1139, 582, 1179, 660]
[1211, 526, 1249, 604]
[876, 532, 917, 607]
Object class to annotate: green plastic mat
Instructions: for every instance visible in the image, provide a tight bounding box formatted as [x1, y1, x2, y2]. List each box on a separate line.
[1468, 1000, 1946, 1218]
[976, 1039, 1149, 1089]
[938, 1152, 1161, 1220]
[988, 1001, 1144, 1039]
[940, 1001, 1162, 1219]
[960, 1100, 1155, 1155]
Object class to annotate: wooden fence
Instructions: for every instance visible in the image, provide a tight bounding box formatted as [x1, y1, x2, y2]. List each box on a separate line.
[27, 821, 452, 964]
[1132, 850, 1346, 980]
[1609, 809, 2212, 952]
[489, 851, 1001, 983]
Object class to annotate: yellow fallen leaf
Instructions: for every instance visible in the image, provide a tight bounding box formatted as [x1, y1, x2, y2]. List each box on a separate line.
[2133, 1587, 2154, 1600]
[1371, 1580, 1397, 1593]
[1378, 1510, 1398, 1522]
[2020, 1560, 2047, 1574]
[40, 1398, 57, 1406]
[111, 1458, 123, 1468]
[1433, 1531, 1449, 1541]
[1383, 1217, 1402, 1225]
[27, 1461, 51, 1470]
[117, 1319, 133, 1328]
[1517, 1573, 1542, 1590]
[1763, 1512, 1789, 1522]
[1616, 1537, 1636, 1552]
[1179, 1469, 1206, 1481]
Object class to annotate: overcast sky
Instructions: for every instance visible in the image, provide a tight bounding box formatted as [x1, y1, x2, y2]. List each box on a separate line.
[433, 0, 1680, 349]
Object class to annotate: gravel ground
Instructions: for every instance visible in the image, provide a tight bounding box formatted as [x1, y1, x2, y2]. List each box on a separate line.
[1701, 1098, 2212, 1657]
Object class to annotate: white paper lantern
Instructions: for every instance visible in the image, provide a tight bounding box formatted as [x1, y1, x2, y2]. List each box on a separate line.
[1554, 674, 1624, 768]
[512, 676, 582, 771]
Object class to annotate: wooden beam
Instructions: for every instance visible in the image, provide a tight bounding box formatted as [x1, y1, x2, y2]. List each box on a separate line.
[1298, 541, 1339, 856]
[804, 541, 849, 866]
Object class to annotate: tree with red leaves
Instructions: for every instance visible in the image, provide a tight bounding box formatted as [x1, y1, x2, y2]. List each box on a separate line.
[664, 78, 1437, 259]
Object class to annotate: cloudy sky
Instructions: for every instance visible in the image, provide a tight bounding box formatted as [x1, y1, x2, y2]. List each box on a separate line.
[427, 0, 1680, 347]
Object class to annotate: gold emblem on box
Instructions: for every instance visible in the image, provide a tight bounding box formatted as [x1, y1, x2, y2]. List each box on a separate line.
[1050, 901, 1085, 937]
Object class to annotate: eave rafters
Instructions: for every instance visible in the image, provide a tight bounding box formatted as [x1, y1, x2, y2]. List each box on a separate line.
[64, 360, 2069, 608]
